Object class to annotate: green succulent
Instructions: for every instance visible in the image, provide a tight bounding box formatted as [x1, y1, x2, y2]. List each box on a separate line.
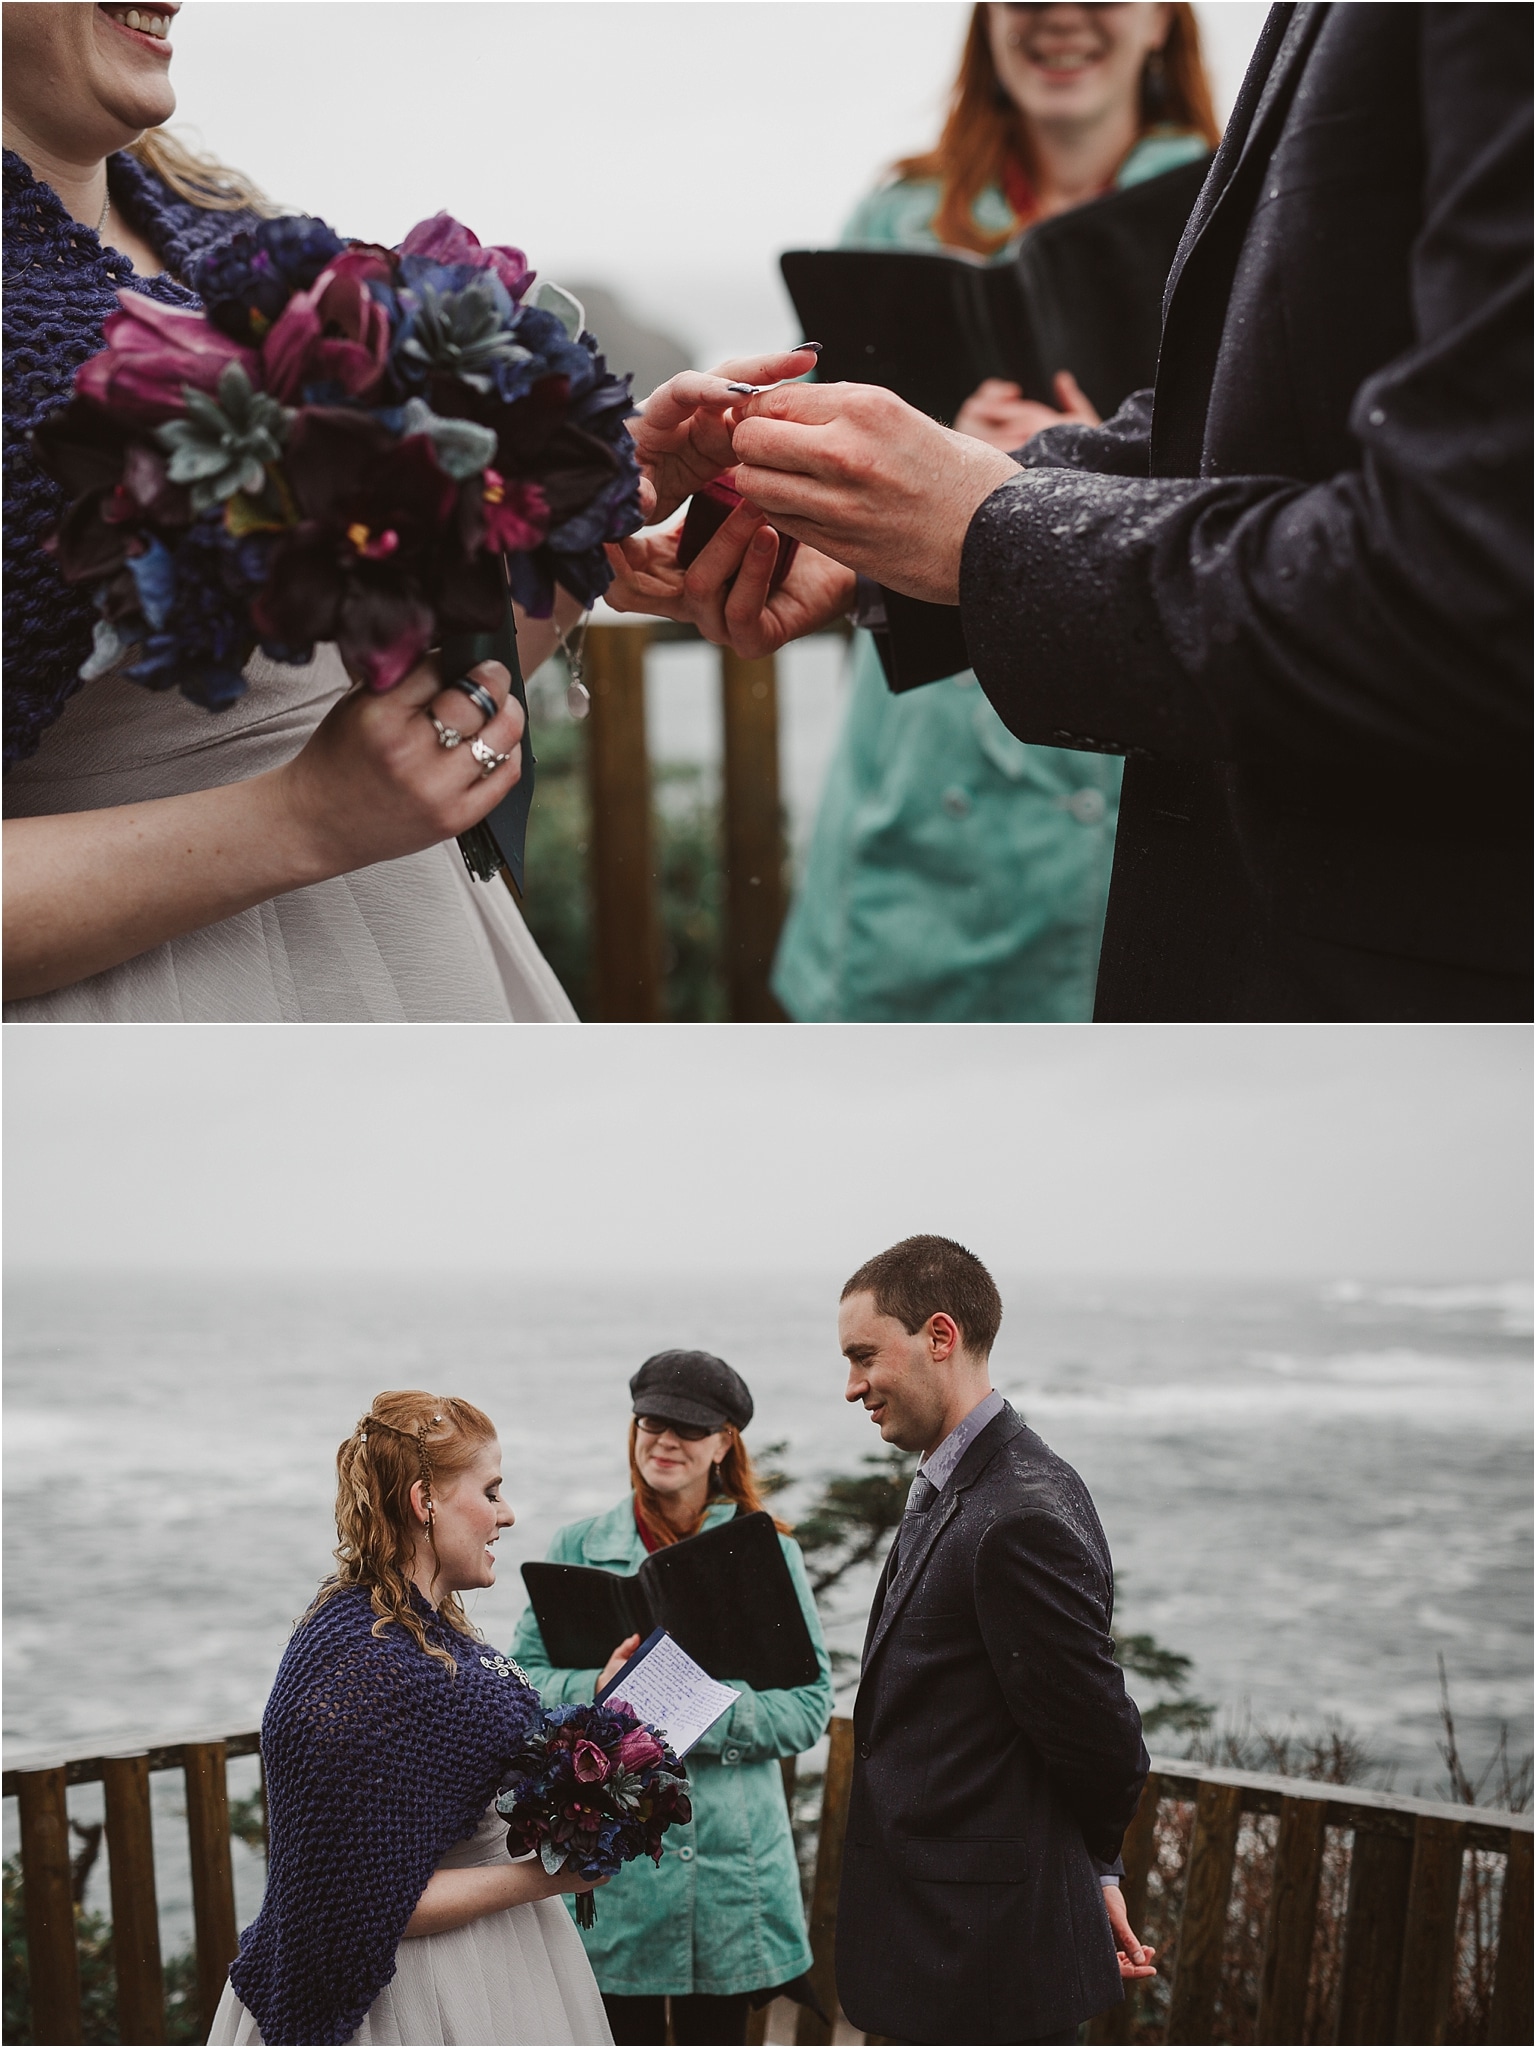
[156, 362, 293, 512]
[397, 278, 533, 395]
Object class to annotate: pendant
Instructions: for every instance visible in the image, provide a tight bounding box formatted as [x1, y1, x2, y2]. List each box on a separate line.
[566, 679, 591, 720]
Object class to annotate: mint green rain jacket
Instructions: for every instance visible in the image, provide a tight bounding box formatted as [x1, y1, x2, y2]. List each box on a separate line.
[509, 1497, 834, 1998]
[771, 131, 1210, 1023]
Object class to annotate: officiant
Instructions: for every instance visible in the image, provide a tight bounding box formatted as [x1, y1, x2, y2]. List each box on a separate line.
[770, 2, 1218, 1025]
[510, 1351, 833, 2048]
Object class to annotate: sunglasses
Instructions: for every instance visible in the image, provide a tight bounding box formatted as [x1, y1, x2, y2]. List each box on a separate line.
[635, 1415, 720, 1442]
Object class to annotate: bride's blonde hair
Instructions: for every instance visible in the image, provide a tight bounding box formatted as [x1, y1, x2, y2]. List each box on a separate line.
[126, 126, 275, 215]
[305, 1392, 497, 1676]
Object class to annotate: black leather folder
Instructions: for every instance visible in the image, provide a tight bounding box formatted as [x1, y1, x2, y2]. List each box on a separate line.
[521, 1508, 820, 1693]
[779, 154, 1211, 425]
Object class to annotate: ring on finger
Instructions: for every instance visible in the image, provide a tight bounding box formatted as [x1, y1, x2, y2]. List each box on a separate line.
[429, 716, 463, 749]
[469, 735, 512, 776]
[447, 676, 500, 726]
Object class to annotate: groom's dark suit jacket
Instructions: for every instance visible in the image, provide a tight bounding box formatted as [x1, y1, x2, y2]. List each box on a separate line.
[835, 1404, 1148, 2046]
[883, 4, 1532, 1021]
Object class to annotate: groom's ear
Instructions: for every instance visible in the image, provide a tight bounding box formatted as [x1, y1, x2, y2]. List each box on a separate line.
[927, 1312, 962, 1364]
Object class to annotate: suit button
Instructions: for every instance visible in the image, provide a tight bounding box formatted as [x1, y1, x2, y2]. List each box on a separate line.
[678, 1845, 695, 1861]
[859, 1741, 872, 1759]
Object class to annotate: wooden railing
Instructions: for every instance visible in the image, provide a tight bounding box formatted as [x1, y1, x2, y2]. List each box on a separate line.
[7, 1720, 1531, 2046]
[582, 620, 806, 1022]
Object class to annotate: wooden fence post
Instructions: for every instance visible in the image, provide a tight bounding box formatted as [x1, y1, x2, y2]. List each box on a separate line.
[1255, 1794, 1326, 2043]
[1395, 1815, 1467, 2045]
[1086, 1771, 1163, 2045]
[184, 1741, 239, 2038]
[15, 1767, 82, 2046]
[104, 1753, 166, 2045]
[1489, 1828, 1533, 2046]
[1337, 1826, 1415, 2043]
[585, 624, 660, 1020]
[796, 1717, 855, 2048]
[720, 648, 786, 1020]
[1166, 1780, 1243, 2044]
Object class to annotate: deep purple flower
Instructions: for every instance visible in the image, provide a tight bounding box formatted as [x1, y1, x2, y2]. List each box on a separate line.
[400, 212, 533, 302]
[262, 248, 396, 404]
[192, 215, 351, 343]
[75, 297, 259, 426]
[571, 1739, 611, 1784]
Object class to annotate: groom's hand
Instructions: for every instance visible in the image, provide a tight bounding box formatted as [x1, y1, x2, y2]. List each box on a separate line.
[1102, 1884, 1157, 1980]
[630, 349, 821, 525]
[729, 382, 1022, 605]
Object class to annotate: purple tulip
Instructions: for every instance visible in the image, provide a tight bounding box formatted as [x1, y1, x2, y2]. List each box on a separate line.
[75, 296, 259, 426]
[571, 1739, 612, 1785]
[616, 1726, 665, 1772]
[262, 249, 394, 403]
[399, 211, 534, 301]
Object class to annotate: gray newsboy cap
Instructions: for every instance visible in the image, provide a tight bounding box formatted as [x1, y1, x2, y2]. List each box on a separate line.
[630, 1350, 754, 1432]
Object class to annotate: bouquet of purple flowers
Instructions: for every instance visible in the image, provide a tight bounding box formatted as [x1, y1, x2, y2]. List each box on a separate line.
[32, 210, 643, 714]
[495, 1697, 692, 1927]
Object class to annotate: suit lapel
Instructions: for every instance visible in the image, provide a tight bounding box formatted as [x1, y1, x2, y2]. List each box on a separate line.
[858, 1407, 1027, 1679]
[1152, 2, 1331, 474]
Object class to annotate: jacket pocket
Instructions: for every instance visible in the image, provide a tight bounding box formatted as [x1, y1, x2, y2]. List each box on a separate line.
[893, 1836, 1030, 1884]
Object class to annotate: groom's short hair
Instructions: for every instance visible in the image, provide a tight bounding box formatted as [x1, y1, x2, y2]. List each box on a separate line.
[842, 1236, 1002, 1359]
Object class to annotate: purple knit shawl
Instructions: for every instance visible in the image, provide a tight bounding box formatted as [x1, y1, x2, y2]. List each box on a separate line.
[229, 1584, 541, 2046]
[1, 148, 259, 768]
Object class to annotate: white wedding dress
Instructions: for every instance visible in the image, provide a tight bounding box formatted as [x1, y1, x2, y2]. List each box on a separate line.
[3, 646, 576, 1023]
[207, 1804, 612, 2047]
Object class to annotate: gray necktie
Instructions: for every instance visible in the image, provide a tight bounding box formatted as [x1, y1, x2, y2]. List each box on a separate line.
[885, 1472, 939, 1587]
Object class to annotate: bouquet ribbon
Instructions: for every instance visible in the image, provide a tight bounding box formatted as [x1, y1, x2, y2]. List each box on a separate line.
[443, 584, 535, 892]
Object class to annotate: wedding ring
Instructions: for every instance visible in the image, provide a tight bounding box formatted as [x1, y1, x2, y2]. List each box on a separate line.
[430, 717, 462, 749]
[469, 735, 511, 776]
[448, 676, 500, 727]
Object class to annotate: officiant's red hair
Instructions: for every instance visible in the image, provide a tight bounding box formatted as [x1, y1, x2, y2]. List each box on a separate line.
[629, 1422, 791, 1551]
[900, 2, 1220, 256]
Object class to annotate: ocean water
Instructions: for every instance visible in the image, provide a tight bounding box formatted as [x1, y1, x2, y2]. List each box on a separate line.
[5, 1269, 1530, 1939]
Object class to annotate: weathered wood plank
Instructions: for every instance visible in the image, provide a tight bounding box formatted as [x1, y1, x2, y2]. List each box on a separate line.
[15, 1767, 82, 2045]
[1086, 1771, 1163, 2045]
[104, 1753, 166, 2045]
[1394, 1815, 1466, 2045]
[720, 648, 786, 1021]
[184, 1740, 240, 2037]
[585, 625, 659, 1020]
[1166, 1779, 1243, 2044]
[796, 1717, 855, 2048]
[1255, 1795, 1325, 2043]
[1489, 1827, 1533, 2046]
[1337, 1827, 1414, 2043]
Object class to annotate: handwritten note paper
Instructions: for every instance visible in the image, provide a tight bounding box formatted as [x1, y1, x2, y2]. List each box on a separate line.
[596, 1628, 740, 1756]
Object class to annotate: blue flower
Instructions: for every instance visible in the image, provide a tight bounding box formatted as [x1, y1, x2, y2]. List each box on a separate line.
[192, 216, 349, 344]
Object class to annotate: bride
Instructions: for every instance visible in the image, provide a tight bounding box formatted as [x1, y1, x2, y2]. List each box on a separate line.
[208, 1392, 613, 2047]
[2, 3, 812, 1021]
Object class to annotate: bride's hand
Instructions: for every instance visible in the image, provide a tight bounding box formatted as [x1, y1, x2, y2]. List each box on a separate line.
[629, 348, 820, 524]
[604, 501, 856, 659]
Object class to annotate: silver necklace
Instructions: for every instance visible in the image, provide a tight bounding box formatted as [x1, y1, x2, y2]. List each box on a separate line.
[96, 188, 111, 238]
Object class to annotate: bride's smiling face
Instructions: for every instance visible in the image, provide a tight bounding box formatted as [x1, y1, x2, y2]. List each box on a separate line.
[1, 3, 179, 161]
[414, 1437, 516, 1599]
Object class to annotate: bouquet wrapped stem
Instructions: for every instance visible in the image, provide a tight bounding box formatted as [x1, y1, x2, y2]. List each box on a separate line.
[440, 581, 534, 891]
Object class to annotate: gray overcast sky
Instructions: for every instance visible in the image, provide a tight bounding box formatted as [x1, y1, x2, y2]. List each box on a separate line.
[5, 1027, 1529, 1278]
[163, 2, 1270, 365]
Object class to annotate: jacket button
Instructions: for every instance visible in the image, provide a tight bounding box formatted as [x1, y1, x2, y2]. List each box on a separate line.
[859, 1741, 871, 1759]
[723, 1746, 741, 1764]
[1065, 788, 1106, 825]
[678, 1845, 695, 1862]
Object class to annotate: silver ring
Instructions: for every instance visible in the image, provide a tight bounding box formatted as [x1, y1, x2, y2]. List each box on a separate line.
[469, 735, 511, 776]
[448, 676, 500, 726]
[430, 717, 462, 749]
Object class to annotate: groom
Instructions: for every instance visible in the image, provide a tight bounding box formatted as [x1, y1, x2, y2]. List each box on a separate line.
[835, 1236, 1151, 2046]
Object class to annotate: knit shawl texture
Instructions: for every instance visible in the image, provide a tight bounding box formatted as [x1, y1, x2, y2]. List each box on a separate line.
[1, 148, 259, 768]
[228, 1585, 541, 2046]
